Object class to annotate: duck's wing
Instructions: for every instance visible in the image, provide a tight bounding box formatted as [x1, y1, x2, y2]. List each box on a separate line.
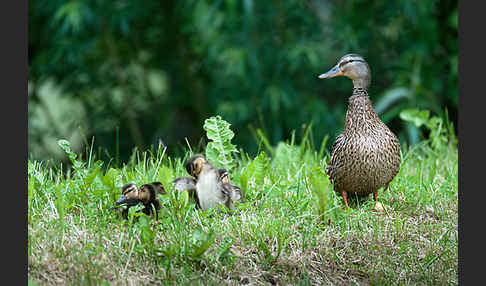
[326, 133, 345, 178]
[173, 177, 200, 208]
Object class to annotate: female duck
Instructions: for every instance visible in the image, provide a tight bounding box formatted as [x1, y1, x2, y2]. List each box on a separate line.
[319, 54, 401, 208]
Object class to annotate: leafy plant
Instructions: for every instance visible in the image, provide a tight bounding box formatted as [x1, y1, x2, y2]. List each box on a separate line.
[239, 151, 272, 200]
[135, 215, 156, 253]
[217, 237, 234, 263]
[203, 115, 239, 171]
[308, 166, 331, 219]
[254, 218, 293, 264]
[400, 108, 456, 150]
[190, 228, 215, 261]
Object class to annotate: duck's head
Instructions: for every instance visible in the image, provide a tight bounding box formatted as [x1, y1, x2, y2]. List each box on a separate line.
[150, 181, 167, 195]
[116, 182, 158, 206]
[318, 54, 371, 89]
[218, 168, 230, 184]
[185, 154, 207, 178]
[116, 183, 141, 206]
[137, 183, 158, 205]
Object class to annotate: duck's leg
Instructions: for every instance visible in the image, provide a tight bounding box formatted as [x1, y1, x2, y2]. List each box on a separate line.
[341, 190, 349, 208]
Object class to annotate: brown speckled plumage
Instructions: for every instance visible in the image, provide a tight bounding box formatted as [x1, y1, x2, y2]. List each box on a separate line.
[320, 54, 401, 207]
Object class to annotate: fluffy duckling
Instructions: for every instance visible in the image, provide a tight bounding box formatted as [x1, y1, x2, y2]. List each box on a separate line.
[172, 169, 240, 209]
[218, 168, 244, 204]
[114, 182, 162, 220]
[115, 183, 140, 209]
[185, 154, 243, 211]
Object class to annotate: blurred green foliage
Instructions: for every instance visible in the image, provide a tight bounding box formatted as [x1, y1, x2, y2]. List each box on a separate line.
[28, 0, 457, 164]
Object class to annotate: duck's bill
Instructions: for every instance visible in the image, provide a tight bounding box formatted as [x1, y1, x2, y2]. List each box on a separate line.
[116, 194, 126, 204]
[116, 194, 141, 206]
[318, 65, 343, 79]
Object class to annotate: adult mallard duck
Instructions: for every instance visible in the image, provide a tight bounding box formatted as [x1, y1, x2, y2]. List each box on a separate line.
[318, 54, 401, 208]
[185, 154, 243, 211]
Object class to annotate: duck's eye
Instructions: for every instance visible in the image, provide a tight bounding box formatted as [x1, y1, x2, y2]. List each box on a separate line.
[340, 59, 354, 67]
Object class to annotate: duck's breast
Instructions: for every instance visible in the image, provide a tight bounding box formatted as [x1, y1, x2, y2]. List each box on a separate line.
[196, 171, 224, 210]
[328, 131, 400, 194]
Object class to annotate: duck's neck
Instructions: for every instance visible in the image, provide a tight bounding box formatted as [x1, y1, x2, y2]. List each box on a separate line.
[350, 87, 368, 98]
[344, 87, 381, 132]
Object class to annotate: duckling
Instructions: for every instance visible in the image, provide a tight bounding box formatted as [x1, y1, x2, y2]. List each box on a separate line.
[136, 183, 162, 220]
[114, 182, 162, 220]
[318, 54, 401, 209]
[150, 181, 167, 195]
[111, 183, 139, 219]
[172, 176, 199, 208]
[115, 183, 140, 208]
[172, 169, 240, 209]
[218, 168, 244, 204]
[185, 154, 243, 211]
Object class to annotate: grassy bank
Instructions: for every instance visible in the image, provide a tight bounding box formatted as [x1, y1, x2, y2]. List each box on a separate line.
[28, 119, 457, 285]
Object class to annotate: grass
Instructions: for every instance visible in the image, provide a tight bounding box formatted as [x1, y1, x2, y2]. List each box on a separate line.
[28, 128, 457, 285]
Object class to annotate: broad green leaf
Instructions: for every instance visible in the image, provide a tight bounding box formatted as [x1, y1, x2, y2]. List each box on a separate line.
[191, 229, 215, 260]
[84, 167, 100, 187]
[157, 165, 174, 189]
[102, 168, 119, 190]
[399, 109, 430, 127]
[374, 87, 410, 115]
[203, 115, 239, 171]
